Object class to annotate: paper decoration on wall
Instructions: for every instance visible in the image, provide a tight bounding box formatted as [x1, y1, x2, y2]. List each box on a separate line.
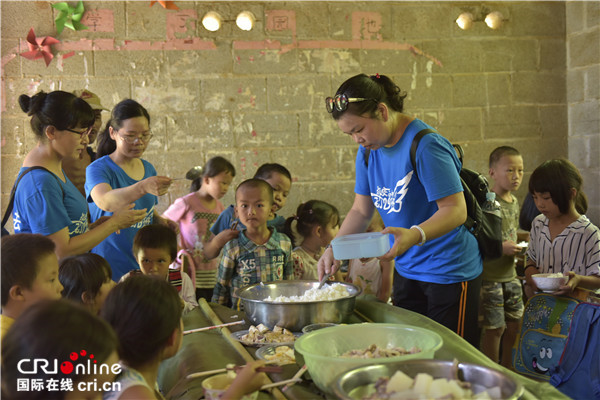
[53, 1, 88, 35]
[150, 1, 179, 11]
[20, 28, 60, 67]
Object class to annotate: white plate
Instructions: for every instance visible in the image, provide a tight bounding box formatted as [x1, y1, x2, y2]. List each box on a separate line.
[230, 330, 301, 347]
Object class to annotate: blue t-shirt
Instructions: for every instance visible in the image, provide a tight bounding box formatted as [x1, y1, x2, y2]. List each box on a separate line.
[13, 168, 88, 236]
[210, 205, 286, 236]
[355, 119, 482, 284]
[85, 156, 158, 281]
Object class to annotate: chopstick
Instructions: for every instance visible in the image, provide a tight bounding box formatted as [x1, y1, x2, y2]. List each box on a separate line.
[282, 365, 308, 392]
[186, 361, 281, 379]
[183, 320, 244, 335]
[260, 377, 303, 391]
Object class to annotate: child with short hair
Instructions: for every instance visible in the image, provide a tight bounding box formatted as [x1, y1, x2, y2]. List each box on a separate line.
[283, 200, 342, 280]
[1, 233, 63, 339]
[480, 146, 525, 367]
[101, 274, 266, 400]
[128, 224, 198, 313]
[2, 299, 119, 400]
[212, 179, 293, 309]
[345, 212, 394, 303]
[524, 158, 600, 296]
[210, 163, 292, 237]
[59, 253, 115, 315]
[163, 156, 237, 302]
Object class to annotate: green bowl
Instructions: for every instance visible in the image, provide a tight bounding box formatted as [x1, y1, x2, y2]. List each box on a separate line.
[294, 323, 443, 395]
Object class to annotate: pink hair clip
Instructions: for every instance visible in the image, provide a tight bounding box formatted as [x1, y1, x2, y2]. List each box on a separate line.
[375, 73, 380, 78]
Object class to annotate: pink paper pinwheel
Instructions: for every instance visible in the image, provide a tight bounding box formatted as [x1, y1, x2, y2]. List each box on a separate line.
[53, 1, 88, 35]
[20, 28, 60, 67]
[150, 1, 179, 10]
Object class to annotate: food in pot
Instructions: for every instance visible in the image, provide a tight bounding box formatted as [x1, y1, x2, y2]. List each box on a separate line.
[240, 324, 296, 344]
[341, 343, 421, 358]
[363, 370, 503, 399]
[265, 283, 351, 302]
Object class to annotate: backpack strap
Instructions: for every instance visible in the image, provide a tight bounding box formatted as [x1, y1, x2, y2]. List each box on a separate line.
[409, 128, 438, 180]
[1, 166, 64, 232]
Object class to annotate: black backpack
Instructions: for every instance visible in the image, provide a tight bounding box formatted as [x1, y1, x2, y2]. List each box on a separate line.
[364, 128, 503, 261]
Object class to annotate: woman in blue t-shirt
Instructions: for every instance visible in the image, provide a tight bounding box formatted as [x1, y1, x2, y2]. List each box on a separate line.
[86, 99, 174, 281]
[12, 91, 146, 259]
[317, 74, 483, 347]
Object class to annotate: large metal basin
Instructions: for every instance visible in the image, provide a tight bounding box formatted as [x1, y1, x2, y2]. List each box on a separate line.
[237, 280, 361, 332]
[335, 359, 524, 400]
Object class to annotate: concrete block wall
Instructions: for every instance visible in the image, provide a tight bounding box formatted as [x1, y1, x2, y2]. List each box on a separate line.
[1, 1, 596, 226]
[566, 1, 600, 225]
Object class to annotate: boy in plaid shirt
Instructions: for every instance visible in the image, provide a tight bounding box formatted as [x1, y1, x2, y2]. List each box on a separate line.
[212, 179, 293, 309]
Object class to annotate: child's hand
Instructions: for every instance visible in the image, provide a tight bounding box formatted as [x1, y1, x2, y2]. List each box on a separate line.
[554, 271, 580, 295]
[502, 240, 520, 256]
[223, 360, 268, 399]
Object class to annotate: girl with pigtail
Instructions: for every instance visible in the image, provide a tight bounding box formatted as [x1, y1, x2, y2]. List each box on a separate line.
[283, 200, 341, 281]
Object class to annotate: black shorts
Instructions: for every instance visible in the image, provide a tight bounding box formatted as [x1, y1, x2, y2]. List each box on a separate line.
[392, 269, 482, 348]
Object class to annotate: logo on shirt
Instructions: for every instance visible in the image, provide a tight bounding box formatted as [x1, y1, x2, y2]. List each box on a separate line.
[371, 171, 413, 214]
[69, 213, 89, 236]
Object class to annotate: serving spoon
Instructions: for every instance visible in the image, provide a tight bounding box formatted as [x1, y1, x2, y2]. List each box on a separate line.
[317, 271, 333, 290]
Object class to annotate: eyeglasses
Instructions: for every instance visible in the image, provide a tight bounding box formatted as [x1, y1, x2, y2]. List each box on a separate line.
[65, 126, 93, 137]
[118, 132, 153, 144]
[325, 94, 378, 113]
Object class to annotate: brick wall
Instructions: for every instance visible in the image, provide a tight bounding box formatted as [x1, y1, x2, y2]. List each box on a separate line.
[566, 1, 600, 225]
[2, 1, 595, 226]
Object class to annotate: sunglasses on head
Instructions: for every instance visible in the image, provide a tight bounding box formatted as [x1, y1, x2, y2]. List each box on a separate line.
[325, 94, 378, 113]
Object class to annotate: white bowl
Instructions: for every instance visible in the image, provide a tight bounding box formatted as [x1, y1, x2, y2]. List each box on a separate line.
[532, 273, 568, 293]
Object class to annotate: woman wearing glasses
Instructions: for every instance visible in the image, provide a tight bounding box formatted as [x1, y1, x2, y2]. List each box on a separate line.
[317, 74, 482, 347]
[10, 91, 145, 259]
[87, 99, 173, 281]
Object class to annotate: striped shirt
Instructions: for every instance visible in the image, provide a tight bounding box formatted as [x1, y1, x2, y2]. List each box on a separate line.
[212, 228, 293, 309]
[527, 214, 600, 276]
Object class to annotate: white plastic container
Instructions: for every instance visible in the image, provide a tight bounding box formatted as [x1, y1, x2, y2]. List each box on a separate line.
[331, 232, 391, 260]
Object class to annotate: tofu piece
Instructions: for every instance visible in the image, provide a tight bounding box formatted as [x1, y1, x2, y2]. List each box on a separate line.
[386, 370, 413, 393]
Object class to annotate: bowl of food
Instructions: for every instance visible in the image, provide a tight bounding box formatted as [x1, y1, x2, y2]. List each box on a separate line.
[334, 359, 523, 400]
[237, 281, 361, 332]
[532, 273, 568, 293]
[255, 344, 296, 365]
[293, 323, 443, 395]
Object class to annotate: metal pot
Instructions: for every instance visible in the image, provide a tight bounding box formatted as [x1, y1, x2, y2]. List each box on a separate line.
[334, 359, 524, 400]
[237, 280, 361, 332]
